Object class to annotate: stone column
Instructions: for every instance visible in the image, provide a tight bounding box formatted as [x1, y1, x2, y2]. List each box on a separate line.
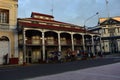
[71, 33, 74, 51]
[23, 29, 26, 64]
[82, 35, 85, 53]
[99, 36, 103, 55]
[92, 35, 95, 56]
[14, 29, 18, 57]
[42, 31, 45, 61]
[58, 32, 61, 52]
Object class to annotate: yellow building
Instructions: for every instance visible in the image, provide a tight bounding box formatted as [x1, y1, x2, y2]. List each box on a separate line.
[0, 0, 18, 64]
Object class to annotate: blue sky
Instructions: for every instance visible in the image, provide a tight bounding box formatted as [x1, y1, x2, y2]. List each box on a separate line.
[18, 0, 120, 27]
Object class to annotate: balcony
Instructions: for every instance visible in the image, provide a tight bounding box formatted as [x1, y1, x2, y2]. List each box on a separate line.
[94, 41, 100, 46]
[85, 40, 92, 46]
[25, 38, 58, 46]
[45, 37, 58, 46]
[74, 39, 82, 46]
[61, 39, 72, 46]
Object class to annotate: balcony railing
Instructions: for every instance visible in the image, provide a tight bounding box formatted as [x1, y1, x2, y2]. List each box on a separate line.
[26, 39, 42, 45]
[19, 39, 83, 46]
[45, 40, 58, 45]
[74, 40, 82, 46]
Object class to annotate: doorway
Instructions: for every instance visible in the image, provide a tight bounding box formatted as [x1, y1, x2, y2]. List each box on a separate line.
[0, 36, 9, 64]
[26, 48, 41, 63]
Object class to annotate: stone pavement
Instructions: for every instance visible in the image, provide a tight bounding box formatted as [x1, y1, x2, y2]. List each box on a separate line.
[26, 62, 120, 80]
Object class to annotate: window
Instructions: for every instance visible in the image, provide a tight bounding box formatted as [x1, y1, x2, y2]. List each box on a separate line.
[102, 29, 106, 34]
[118, 28, 120, 33]
[0, 9, 9, 23]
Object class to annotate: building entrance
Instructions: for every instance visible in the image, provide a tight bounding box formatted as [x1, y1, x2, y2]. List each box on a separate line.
[0, 36, 9, 64]
[26, 48, 41, 63]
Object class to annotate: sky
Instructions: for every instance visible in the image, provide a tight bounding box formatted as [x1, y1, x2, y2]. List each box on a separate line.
[18, 0, 120, 27]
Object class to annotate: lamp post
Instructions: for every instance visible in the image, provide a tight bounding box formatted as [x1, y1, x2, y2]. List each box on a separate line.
[84, 12, 99, 32]
[83, 12, 99, 57]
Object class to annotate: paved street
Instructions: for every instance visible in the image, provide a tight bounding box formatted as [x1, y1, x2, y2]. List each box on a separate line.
[0, 57, 120, 80]
[26, 62, 120, 80]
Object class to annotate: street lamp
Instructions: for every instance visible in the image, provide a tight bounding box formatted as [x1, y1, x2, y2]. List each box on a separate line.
[83, 12, 99, 57]
[84, 12, 99, 33]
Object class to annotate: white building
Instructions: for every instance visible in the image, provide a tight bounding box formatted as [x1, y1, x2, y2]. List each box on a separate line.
[89, 17, 120, 54]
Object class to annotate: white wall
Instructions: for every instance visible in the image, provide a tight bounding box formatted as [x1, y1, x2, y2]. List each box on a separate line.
[0, 41, 9, 64]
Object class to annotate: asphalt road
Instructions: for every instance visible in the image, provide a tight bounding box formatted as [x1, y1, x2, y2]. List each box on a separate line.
[0, 58, 120, 80]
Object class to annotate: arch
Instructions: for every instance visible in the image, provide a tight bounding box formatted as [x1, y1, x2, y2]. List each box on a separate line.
[93, 35, 101, 56]
[25, 30, 43, 63]
[44, 30, 58, 33]
[93, 35, 100, 41]
[60, 32, 71, 39]
[0, 36, 10, 64]
[44, 31, 58, 45]
[73, 34, 82, 39]
[60, 31, 71, 34]
[25, 30, 42, 45]
[0, 36, 9, 41]
[25, 30, 42, 37]
[73, 34, 83, 52]
[84, 34, 92, 39]
[45, 31, 58, 38]
[60, 32, 72, 46]
[73, 34, 82, 45]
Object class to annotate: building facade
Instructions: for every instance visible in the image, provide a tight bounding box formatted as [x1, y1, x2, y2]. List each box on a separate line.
[0, 0, 18, 64]
[17, 12, 101, 64]
[89, 16, 120, 54]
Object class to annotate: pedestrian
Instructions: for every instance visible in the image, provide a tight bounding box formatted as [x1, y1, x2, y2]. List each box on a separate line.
[3, 53, 8, 65]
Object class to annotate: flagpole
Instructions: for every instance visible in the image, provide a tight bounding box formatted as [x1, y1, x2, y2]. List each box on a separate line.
[51, 0, 54, 16]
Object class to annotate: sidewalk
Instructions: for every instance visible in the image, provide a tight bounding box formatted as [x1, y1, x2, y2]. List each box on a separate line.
[26, 62, 120, 80]
[0, 53, 120, 68]
[0, 64, 21, 68]
[104, 53, 120, 58]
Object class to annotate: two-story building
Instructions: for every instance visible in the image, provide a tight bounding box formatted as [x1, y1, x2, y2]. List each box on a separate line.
[89, 16, 120, 54]
[0, 0, 101, 65]
[17, 12, 101, 64]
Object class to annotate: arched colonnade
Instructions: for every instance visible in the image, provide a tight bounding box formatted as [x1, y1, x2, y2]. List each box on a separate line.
[19, 28, 101, 63]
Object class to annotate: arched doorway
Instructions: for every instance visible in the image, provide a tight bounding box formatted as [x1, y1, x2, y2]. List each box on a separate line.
[84, 35, 92, 57]
[25, 30, 42, 63]
[60, 32, 72, 58]
[93, 35, 101, 56]
[73, 34, 83, 55]
[0, 36, 10, 64]
[45, 31, 58, 60]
